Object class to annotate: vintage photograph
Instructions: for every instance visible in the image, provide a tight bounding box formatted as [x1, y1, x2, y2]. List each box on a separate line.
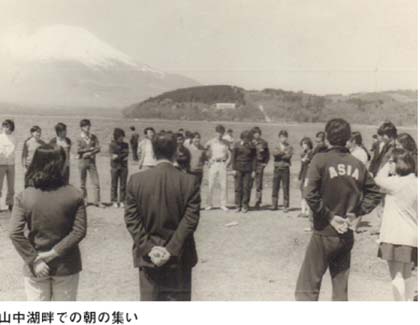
[0, 0, 417, 302]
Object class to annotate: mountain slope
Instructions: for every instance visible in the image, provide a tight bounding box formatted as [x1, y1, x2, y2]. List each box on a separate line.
[0, 25, 198, 108]
[124, 86, 417, 125]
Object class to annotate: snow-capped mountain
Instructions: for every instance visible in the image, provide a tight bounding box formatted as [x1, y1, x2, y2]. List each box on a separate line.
[0, 25, 198, 108]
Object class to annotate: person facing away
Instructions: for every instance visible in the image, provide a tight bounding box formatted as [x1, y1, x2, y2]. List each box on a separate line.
[346, 131, 370, 166]
[271, 130, 294, 212]
[205, 124, 231, 212]
[129, 126, 140, 161]
[9, 144, 87, 301]
[109, 128, 129, 208]
[174, 133, 192, 173]
[0, 119, 16, 212]
[295, 118, 383, 301]
[251, 126, 270, 209]
[77, 119, 104, 208]
[138, 127, 157, 171]
[124, 131, 201, 301]
[49, 122, 72, 185]
[188, 132, 208, 185]
[22, 125, 46, 172]
[297, 136, 314, 220]
[375, 148, 418, 301]
[231, 130, 257, 213]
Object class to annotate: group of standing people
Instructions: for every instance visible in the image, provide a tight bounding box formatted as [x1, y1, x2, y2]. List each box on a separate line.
[1, 116, 417, 302]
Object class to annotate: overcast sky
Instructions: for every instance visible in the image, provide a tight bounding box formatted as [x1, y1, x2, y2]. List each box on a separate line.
[0, 0, 417, 94]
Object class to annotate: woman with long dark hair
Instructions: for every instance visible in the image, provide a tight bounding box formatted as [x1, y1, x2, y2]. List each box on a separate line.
[9, 144, 87, 301]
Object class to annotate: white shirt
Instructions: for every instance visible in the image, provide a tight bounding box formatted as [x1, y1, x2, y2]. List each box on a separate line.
[0, 133, 16, 165]
[350, 145, 369, 165]
[375, 164, 418, 247]
[206, 137, 230, 161]
[143, 138, 157, 167]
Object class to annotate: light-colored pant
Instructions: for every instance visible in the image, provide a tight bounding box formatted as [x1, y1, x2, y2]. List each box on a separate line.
[207, 162, 227, 207]
[0, 164, 15, 206]
[24, 273, 79, 301]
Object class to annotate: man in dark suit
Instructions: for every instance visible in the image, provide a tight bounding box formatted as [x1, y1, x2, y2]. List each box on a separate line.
[124, 131, 201, 301]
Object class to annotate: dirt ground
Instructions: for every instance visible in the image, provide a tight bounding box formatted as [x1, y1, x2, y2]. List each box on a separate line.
[1, 115, 417, 301]
[0, 155, 399, 301]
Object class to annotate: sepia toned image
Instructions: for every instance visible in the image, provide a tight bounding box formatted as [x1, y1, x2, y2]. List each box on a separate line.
[0, 0, 417, 302]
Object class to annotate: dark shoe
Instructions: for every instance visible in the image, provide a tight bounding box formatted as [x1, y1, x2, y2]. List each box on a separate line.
[8, 205, 13, 212]
[95, 202, 106, 208]
[234, 207, 242, 213]
[270, 205, 278, 211]
[254, 203, 261, 210]
[271, 198, 278, 211]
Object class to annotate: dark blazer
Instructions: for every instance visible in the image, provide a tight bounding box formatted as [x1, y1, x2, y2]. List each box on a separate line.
[9, 185, 87, 277]
[231, 141, 257, 172]
[124, 161, 200, 269]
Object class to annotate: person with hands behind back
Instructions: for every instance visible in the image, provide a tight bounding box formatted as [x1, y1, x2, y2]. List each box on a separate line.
[295, 118, 382, 301]
[109, 128, 129, 208]
[9, 144, 87, 301]
[124, 131, 200, 301]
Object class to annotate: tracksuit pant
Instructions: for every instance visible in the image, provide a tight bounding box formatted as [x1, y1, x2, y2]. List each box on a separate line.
[24, 273, 79, 301]
[190, 170, 204, 186]
[139, 266, 192, 301]
[295, 232, 354, 301]
[234, 170, 253, 209]
[272, 167, 290, 208]
[79, 159, 101, 204]
[131, 144, 139, 161]
[0, 164, 15, 207]
[254, 163, 265, 205]
[207, 161, 227, 207]
[110, 166, 128, 203]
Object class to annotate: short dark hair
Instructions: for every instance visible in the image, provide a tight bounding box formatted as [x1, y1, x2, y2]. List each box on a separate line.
[2, 119, 15, 132]
[25, 145, 66, 190]
[130, 126, 136, 131]
[372, 134, 378, 139]
[193, 132, 201, 138]
[278, 130, 288, 137]
[80, 119, 91, 127]
[176, 132, 185, 140]
[391, 148, 416, 176]
[144, 127, 155, 135]
[152, 131, 177, 160]
[252, 126, 262, 135]
[240, 130, 251, 140]
[350, 131, 363, 146]
[325, 118, 351, 147]
[113, 128, 125, 140]
[185, 130, 193, 139]
[300, 137, 313, 150]
[316, 131, 326, 141]
[397, 133, 417, 155]
[215, 125, 225, 134]
[379, 121, 397, 139]
[227, 129, 233, 134]
[30, 125, 41, 134]
[55, 122, 67, 135]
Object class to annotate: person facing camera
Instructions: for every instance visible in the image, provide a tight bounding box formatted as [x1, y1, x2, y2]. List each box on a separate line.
[9, 144, 87, 301]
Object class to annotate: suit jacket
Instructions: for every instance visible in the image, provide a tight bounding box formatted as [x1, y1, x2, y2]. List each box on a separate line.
[124, 161, 201, 269]
[9, 185, 87, 277]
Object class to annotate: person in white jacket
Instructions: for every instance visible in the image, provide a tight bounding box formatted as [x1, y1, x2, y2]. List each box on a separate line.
[374, 148, 418, 301]
[0, 119, 16, 211]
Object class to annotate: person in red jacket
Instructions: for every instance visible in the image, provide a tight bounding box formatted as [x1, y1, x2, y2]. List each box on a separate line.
[295, 118, 383, 301]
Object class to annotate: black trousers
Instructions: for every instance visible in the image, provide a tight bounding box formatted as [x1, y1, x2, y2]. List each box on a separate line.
[139, 266, 192, 301]
[272, 167, 290, 208]
[110, 167, 128, 203]
[131, 144, 139, 161]
[254, 164, 265, 204]
[189, 171, 203, 186]
[295, 233, 354, 301]
[234, 170, 253, 208]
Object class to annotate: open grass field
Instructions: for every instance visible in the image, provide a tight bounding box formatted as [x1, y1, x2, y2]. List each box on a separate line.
[0, 114, 417, 300]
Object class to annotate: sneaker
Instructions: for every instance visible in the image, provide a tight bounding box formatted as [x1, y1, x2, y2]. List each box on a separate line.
[95, 202, 106, 209]
[242, 207, 249, 214]
[297, 212, 307, 218]
[120, 202, 125, 208]
[270, 206, 278, 211]
[304, 227, 313, 233]
[283, 207, 289, 213]
[205, 206, 213, 211]
[112, 202, 119, 208]
[234, 207, 242, 213]
[220, 206, 229, 212]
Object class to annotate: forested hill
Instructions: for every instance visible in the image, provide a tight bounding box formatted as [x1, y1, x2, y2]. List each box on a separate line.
[123, 85, 417, 126]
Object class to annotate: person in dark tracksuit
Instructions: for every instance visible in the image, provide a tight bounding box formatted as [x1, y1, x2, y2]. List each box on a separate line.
[109, 128, 129, 208]
[175, 133, 191, 173]
[251, 127, 270, 209]
[313, 131, 328, 157]
[50, 123, 72, 185]
[129, 126, 140, 161]
[232, 130, 256, 213]
[271, 130, 294, 212]
[369, 121, 398, 177]
[295, 119, 383, 301]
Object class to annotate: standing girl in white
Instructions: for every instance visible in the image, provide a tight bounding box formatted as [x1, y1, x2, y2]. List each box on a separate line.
[375, 148, 417, 301]
[0, 119, 16, 211]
